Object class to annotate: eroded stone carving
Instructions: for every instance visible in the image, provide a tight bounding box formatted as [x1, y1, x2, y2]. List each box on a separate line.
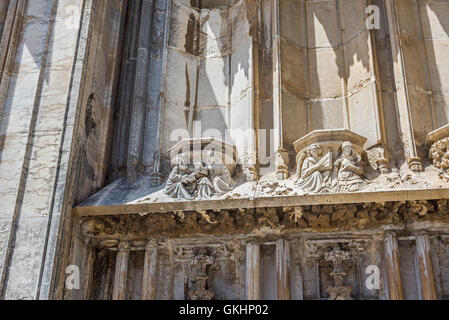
[427, 124, 449, 181]
[197, 150, 235, 200]
[333, 142, 366, 192]
[294, 130, 369, 194]
[165, 139, 236, 200]
[429, 138, 449, 182]
[189, 253, 215, 300]
[275, 149, 290, 180]
[324, 248, 353, 300]
[81, 200, 449, 241]
[165, 154, 197, 200]
[296, 144, 333, 194]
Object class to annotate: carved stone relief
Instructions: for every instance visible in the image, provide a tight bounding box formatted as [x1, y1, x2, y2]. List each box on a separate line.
[305, 240, 370, 300]
[296, 144, 333, 194]
[294, 130, 369, 194]
[188, 253, 215, 300]
[324, 248, 353, 300]
[164, 139, 237, 200]
[427, 125, 449, 182]
[429, 138, 449, 181]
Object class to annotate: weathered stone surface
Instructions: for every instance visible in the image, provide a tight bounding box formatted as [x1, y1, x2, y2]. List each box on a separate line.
[2, 0, 449, 301]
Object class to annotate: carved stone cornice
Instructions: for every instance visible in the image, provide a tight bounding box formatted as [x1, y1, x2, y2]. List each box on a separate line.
[79, 200, 449, 242]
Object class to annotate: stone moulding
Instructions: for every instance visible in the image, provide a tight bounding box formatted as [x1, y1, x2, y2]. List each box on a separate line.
[427, 124, 449, 182]
[78, 200, 449, 242]
[293, 129, 368, 153]
[74, 188, 449, 217]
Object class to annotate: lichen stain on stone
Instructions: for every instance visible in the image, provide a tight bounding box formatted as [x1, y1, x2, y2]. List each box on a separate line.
[0, 134, 5, 152]
[185, 13, 199, 56]
[185, 64, 191, 128]
[85, 93, 97, 136]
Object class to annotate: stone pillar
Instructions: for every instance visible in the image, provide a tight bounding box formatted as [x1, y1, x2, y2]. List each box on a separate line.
[103, 251, 116, 300]
[111, 0, 142, 181]
[82, 238, 96, 300]
[112, 241, 130, 300]
[146, 0, 171, 186]
[384, 232, 403, 300]
[276, 239, 291, 300]
[246, 243, 261, 300]
[416, 232, 437, 300]
[384, 0, 422, 172]
[127, 0, 154, 181]
[272, 0, 288, 181]
[141, 241, 158, 300]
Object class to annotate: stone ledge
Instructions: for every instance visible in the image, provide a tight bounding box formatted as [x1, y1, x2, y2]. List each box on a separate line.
[74, 188, 449, 217]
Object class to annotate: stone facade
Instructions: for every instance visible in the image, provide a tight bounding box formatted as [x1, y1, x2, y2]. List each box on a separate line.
[1, 0, 449, 300]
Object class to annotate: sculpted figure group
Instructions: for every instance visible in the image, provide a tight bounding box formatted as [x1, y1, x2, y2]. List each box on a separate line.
[165, 150, 235, 200]
[296, 141, 367, 194]
[165, 140, 367, 200]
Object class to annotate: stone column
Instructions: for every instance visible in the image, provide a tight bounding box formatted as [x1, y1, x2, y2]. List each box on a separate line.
[112, 241, 130, 300]
[416, 232, 437, 300]
[82, 238, 96, 300]
[246, 243, 261, 300]
[276, 239, 291, 300]
[384, 0, 422, 172]
[141, 241, 158, 300]
[272, 0, 289, 181]
[147, 0, 171, 186]
[103, 251, 116, 300]
[127, 0, 154, 181]
[384, 232, 403, 300]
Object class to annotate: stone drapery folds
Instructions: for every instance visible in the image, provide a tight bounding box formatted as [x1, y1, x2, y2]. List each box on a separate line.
[294, 130, 369, 194]
[165, 139, 236, 200]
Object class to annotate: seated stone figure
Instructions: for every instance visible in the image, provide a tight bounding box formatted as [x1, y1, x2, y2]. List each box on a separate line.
[195, 161, 214, 200]
[195, 151, 234, 199]
[165, 154, 197, 200]
[333, 141, 366, 192]
[296, 144, 333, 194]
[207, 150, 234, 195]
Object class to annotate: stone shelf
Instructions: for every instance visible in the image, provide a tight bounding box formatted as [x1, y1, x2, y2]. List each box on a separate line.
[74, 187, 449, 217]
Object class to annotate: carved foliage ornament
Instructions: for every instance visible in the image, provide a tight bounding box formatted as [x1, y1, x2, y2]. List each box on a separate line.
[427, 124, 449, 182]
[307, 240, 369, 300]
[188, 253, 215, 301]
[324, 248, 354, 300]
[429, 137, 449, 182]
